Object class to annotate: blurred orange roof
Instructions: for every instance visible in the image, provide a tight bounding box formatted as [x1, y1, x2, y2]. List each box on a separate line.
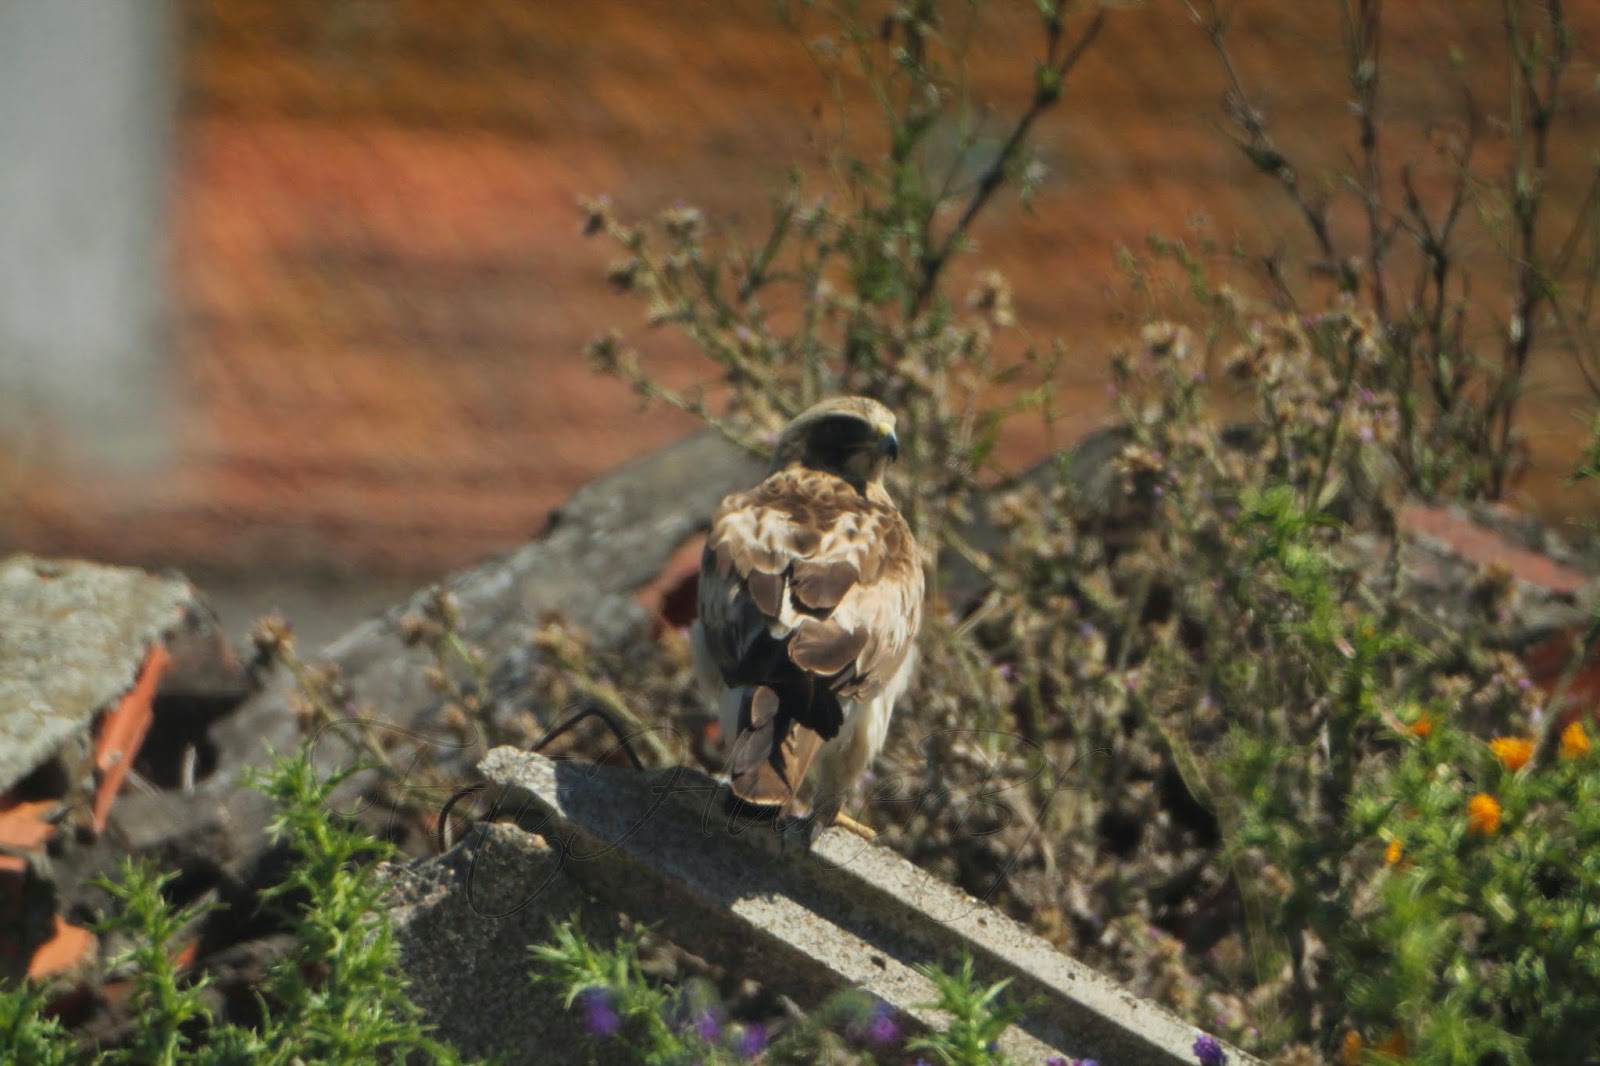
[7, 0, 1598, 575]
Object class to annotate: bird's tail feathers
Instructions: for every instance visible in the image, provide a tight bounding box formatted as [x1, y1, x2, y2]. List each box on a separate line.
[726, 684, 823, 812]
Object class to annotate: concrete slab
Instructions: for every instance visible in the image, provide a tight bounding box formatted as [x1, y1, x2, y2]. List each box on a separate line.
[382, 823, 634, 1065]
[476, 747, 1258, 1065]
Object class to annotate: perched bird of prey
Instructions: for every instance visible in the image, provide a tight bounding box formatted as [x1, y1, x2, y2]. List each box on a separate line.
[691, 396, 924, 841]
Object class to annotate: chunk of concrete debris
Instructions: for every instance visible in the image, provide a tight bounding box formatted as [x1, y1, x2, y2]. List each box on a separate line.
[1, 555, 187, 795]
[0, 554, 238, 979]
[425, 747, 1258, 1066]
[382, 823, 633, 1065]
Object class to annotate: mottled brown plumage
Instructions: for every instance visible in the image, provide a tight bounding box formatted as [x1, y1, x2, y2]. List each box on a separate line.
[691, 397, 924, 837]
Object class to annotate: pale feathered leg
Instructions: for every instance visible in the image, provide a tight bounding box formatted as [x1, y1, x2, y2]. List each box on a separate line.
[809, 692, 894, 841]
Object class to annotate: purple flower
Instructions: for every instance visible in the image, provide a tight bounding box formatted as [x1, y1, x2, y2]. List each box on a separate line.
[578, 988, 620, 1038]
[735, 1023, 768, 1058]
[1047, 1058, 1069, 1066]
[694, 1007, 723, 1043]
[1193, 1032, 1227, 1066]
[849, 999, 899, 1047]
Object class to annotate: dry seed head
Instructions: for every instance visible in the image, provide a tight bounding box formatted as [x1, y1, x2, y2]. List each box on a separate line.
[645, 299, 679, 327]
[992, 489, 1040, 531]
[531, 617, 589, 663]
[660, 205, 704, 242]
[441, 702, 470, 733]
[251, 614, 295, 660]
[289, 693, 316, 731]
[1139, 321, 1194, 363]
[583, 331, 637, 376]
[1114, 444, 1166, 494]
[1221, 343, 1258, 382]
[306, 661, 341, 693]
[578, 194, 613, 237]
[606, 257, 643, 293]
[398, 612, 439, 647]
[430, 589, 461, 625]
[967, 270, 1016, 328]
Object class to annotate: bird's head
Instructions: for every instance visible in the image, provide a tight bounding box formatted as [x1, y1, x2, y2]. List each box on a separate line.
[769, 396, 900, 490]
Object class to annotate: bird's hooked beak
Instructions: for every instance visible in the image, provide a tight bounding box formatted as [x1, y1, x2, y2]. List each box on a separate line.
[876, 421, 900, 462]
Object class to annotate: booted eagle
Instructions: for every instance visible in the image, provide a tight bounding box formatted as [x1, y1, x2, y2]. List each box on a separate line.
[691, 397, 924, 840]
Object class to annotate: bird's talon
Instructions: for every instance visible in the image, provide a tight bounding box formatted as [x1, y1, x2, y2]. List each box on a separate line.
[831, 810, 877, 842]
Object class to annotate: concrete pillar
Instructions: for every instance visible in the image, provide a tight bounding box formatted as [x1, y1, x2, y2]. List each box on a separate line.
[0, 0, 177, 475]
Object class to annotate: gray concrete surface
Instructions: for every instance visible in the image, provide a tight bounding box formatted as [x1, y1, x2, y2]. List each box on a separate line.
[0, 553, 194, 793]
[382, 823, 635, 1065]
[471, 747, 1258, 1066]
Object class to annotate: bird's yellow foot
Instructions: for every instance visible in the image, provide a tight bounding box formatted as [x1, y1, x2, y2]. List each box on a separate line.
[832, 810, 877, 842]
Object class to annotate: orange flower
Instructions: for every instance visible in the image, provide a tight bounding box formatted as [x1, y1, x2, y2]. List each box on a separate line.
[1408, 714, 1433, 738]
[1384, 838, 1403, 866]
[1340, 1029, 1364, 1065]
[1561, 721, 1591, 759]
[1489, 736, 1533, 771]
[1467, 793, 1502, 836]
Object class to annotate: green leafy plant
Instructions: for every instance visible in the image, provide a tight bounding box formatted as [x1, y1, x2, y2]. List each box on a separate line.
[243, 751, 468, 1063]
[0, 747, 472, 1065]
[531, 921, 752, 1065]
[1337, 715, 1600, 1064]
[94, 862, 218, 1066]
[906, 956, 1030, 1066]
[532, 920, 1049, 1065]
[0, 980, 76, 1066]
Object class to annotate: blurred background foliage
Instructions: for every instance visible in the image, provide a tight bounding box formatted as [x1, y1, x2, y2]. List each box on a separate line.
[1, 0, 1597, 646]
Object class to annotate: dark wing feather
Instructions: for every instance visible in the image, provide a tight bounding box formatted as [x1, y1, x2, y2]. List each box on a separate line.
[725, 685, 826, 807]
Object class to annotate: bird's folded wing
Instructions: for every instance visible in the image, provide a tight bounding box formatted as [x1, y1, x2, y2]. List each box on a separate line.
[699, 469, 923, 808]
